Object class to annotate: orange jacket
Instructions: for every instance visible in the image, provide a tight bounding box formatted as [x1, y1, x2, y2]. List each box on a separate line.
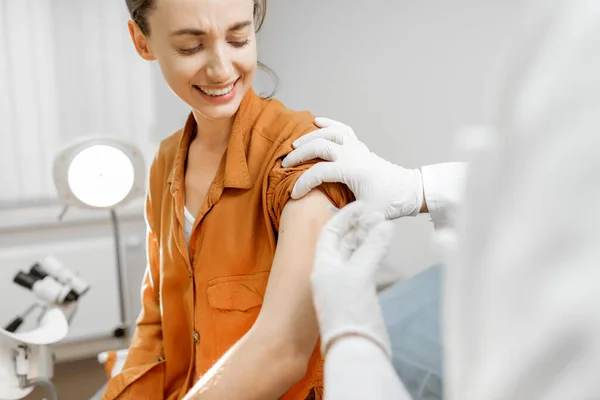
[103, 89, 353, 400]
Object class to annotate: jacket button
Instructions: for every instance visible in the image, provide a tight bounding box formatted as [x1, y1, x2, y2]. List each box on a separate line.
[193, 330, 199, 344]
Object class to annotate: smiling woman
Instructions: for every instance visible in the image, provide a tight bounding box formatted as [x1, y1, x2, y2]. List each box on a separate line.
[101, 1, 354, 400]
[126, 0, 262, 122]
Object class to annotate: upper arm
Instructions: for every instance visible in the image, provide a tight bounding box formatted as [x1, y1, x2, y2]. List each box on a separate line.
[255, 116, 354, 357]
[252, 190, 336, 357]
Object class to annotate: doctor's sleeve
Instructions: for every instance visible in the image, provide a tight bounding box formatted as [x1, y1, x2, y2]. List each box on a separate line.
[421, 162, 467, 231]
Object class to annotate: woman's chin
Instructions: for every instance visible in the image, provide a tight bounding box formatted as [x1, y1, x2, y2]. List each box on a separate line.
[192, 104, 239, 122]
[191, 93, 246, 122]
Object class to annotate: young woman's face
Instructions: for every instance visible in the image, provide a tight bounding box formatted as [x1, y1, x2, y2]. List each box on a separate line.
[141, 0, 257, 122]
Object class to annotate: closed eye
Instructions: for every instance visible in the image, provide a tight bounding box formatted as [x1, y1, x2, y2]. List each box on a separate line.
[230, 39, 249, 48]
[177, 44, 204, 55]
[176, 38, 250, 55]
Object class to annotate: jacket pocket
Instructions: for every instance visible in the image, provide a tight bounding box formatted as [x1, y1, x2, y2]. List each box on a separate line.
[206, 271, 270, 354]
[102, 358, 166, 400]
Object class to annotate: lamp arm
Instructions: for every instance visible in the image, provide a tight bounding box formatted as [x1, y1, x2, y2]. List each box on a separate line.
[57, 204, 69, 221]
[110, 209, 129, 338]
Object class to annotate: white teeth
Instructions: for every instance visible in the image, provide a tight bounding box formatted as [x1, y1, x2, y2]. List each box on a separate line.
[198, 83, 234, 96]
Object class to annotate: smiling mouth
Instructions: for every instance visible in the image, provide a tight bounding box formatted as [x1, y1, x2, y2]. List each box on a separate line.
[195, 79, 238, 97]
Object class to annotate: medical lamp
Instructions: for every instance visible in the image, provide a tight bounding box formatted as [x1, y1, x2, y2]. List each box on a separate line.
[53, 137, 146, 339]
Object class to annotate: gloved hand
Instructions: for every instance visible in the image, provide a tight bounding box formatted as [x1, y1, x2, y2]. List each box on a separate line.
[311, 201, 394, 358]
[282, 117, 424, 220]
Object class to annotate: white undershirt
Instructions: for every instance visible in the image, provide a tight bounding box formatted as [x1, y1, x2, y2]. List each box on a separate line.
[184, 206, 195, 246]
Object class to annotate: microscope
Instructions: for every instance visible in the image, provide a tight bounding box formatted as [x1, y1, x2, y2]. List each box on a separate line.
[0, 256, 90, 400]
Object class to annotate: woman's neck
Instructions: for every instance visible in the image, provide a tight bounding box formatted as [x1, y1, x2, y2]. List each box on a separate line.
[191, 109, 235, 151]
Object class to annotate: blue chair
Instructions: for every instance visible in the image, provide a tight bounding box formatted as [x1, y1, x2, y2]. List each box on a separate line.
[380, 265, 444, 400]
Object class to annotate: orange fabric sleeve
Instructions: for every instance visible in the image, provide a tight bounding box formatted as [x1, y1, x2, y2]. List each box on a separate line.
[102, 157, 167, 400]
[103, 351, 116, 379]
[266, 126, 355, 231]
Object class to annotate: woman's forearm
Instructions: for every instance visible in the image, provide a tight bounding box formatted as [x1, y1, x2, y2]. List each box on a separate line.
[183, 331, 306, 400]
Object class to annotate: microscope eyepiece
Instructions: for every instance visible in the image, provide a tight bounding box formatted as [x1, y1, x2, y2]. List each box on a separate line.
[29, 263, 50, 280]
[13, 271, 39, 290]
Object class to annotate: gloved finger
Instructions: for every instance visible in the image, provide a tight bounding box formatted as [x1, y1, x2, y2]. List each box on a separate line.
[318, 201, 365, 242]
[292, 126, 357, 149]
[318, 202, 364, 260]
[349, 220, 394, 274]
[316, 202, 366, 265]
[282, 139, 341, 168]
[328, 202, 367, 262]
[315, 126, 358, 144]
[338, 228, 359, 261]
[314, 117, 348, 129]
[339, 209, 385, 260]
[290, 162, 345, 199]
[356, 207, 387, 237]
[292, 128, 331, 149]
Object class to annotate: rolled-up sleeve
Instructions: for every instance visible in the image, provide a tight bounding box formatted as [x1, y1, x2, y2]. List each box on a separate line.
[265, 130, 355, 231]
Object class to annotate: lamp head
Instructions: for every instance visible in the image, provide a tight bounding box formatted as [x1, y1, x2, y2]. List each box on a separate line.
[53, 137, 146, 209]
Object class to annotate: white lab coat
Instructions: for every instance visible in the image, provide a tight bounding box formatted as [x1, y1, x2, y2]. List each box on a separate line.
[323, 0, 600, 398]
[422, 163, 467, 231]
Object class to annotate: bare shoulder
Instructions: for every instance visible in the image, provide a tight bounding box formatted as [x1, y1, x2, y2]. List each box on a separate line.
[279, 190, 336, 235]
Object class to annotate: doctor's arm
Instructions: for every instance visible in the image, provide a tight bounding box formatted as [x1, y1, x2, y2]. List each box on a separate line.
[325, 337, 411, 400]
[182, 190, 338, 400]
[311, 201, 412, 400]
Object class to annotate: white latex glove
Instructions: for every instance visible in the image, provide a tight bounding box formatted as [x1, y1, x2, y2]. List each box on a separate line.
[282, 117, 424, 220]
[311, 201, 394, 358]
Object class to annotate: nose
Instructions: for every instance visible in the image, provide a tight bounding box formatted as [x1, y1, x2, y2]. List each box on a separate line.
[206, 45, 233, 82]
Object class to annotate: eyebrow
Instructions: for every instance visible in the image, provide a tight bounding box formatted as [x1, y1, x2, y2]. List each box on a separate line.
[171, 20, 252, 37]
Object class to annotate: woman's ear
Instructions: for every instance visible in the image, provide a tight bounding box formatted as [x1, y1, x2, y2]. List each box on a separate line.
[127, 20, 156, 61]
